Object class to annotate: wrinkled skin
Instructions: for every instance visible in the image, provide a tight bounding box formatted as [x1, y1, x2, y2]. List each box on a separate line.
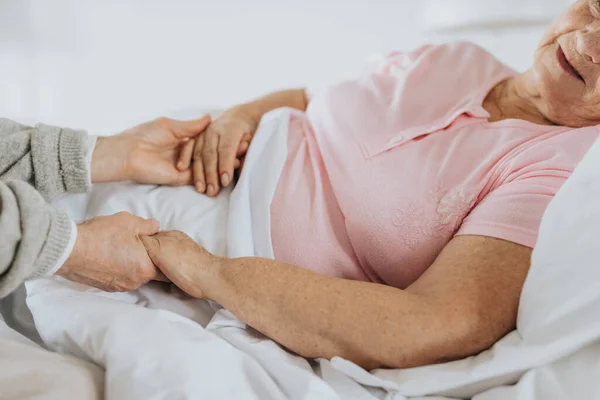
[528, 0, 600, 127]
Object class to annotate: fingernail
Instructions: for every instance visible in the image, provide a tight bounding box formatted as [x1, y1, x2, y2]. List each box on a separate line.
[178, 161, 185, 170]
[221, 173, 230, 186]
[207, 184, 214, 196]
[195, 181, 205, 192]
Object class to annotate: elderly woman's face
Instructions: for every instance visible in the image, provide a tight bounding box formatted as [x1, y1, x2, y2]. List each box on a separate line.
[534, 0, 600, 126]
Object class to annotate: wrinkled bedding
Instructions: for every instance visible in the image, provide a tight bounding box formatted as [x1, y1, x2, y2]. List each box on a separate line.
[22, 110, 600, 399]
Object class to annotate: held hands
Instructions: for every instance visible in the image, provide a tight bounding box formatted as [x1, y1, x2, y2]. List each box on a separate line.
[60, 220, 218, 295]
[76, 112, 250, 293]
[181, 107, 258, 197]
[57, 212, 168, 292]
[140, 231, 220, 299]
[91, 115, 211, 186]
[91, 109, 259, 195]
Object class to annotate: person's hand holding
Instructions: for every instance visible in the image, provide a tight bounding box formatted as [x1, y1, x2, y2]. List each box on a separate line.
[140, 231, 221, 298]
[185, 107, 258, 197]
[91, 115, 211, 186]
[57, 212, 168, 292]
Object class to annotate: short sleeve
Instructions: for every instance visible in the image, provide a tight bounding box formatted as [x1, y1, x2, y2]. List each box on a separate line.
[455, 174, 567, 248]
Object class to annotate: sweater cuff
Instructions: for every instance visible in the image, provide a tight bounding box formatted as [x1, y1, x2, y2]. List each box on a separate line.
[59, 127, 92, 193]
[46, 220, 78, 276]
[29, 211, 75, 279]
[32, 124, 92, 200]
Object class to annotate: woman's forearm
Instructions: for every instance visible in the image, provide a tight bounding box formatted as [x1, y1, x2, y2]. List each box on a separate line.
[145, 232, 526, 370]
[201, 257, 476, 370]
[235, 89, 308, 125]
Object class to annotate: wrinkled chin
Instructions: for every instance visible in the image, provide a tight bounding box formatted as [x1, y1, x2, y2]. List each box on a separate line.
[529, 59, 585, 126]
[542, 99, 592, 128]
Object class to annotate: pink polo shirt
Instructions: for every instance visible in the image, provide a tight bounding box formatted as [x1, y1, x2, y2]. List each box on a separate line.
[270, 42, 599, 289]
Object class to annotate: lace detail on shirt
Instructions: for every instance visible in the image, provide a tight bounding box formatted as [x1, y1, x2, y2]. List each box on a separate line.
[437, 186, 477, 227]
[393, 186, 476, 250]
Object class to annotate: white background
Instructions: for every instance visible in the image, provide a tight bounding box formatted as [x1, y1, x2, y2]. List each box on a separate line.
[0, 0, 573, 134]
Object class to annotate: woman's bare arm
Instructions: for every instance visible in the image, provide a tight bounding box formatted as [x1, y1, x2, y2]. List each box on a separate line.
[237, 89, 308, 125]
[143, 233, 532, 370]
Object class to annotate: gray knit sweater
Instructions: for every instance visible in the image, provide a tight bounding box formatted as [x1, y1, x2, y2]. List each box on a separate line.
[0, 118, 90, 298]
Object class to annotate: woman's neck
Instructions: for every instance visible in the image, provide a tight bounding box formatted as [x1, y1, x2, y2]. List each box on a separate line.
[482, 74, 555, 126]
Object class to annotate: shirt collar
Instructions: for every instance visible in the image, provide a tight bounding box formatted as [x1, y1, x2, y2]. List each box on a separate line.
[372, 42, 518, 154]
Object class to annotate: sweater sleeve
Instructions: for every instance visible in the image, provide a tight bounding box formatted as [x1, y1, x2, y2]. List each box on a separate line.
[0, 180, 75, 297]
[0, 118, 91, 200]
[0, 118, 92, 297]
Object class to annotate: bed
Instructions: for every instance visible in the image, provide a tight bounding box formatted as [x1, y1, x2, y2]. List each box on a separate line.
[2, 1, 599, 399]
[2, 107, 600, 399]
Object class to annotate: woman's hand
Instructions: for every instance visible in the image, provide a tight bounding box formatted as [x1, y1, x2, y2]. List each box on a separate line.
[140, 230, 221, 299]
[91, 115, 211, 185]
[183, 89, 309, 196]
[185, 107, 257, 196]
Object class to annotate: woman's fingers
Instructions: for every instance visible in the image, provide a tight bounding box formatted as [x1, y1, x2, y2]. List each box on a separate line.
[188, 120, 253, 194]
[202, 131, 221, 196]
[178, 138, 195, 171]
[237, 140, 249, 156]
[237, 133, 252, 156]
[192, 135, 206, 193]
[218, 132, 245, 187]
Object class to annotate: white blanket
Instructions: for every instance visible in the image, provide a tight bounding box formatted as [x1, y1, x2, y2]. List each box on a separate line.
[25, 109, 600, 399]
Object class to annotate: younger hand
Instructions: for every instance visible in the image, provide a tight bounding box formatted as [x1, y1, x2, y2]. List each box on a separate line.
[185, 107, 257, 196]
[57, 212, 168, 292]
[92, 115, 211, 186]
[140, 231, 221, 299]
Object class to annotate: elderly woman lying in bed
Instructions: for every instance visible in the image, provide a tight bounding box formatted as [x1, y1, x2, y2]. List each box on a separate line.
[134, 0, 599, 369]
